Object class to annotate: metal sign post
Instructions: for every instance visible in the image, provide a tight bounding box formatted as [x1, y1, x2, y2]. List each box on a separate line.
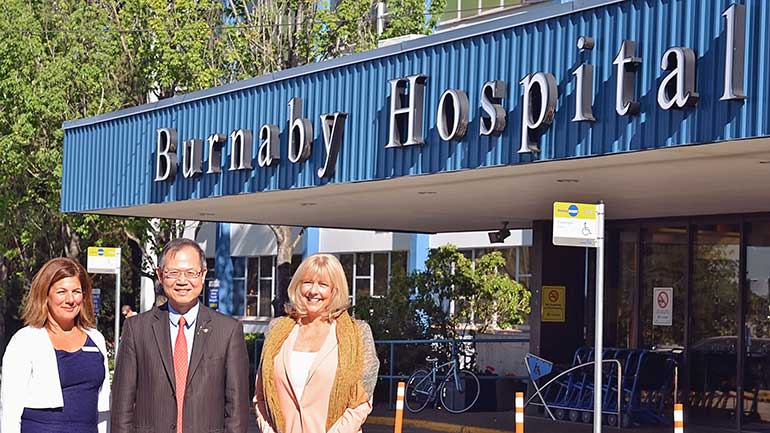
[553, 201, 604, 433]
[87, 247, 122, 352]
[593, 202, 605, 433]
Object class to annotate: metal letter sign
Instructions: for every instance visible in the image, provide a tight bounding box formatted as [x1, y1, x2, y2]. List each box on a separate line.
[552, 202, 600, 247]
[613, 40, 642, 116]
[318, 112, 347, 178]
[386, 75, 428, 148]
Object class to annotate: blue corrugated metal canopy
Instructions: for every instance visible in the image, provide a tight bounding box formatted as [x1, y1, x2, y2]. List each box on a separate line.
[61, 0, 770, 232]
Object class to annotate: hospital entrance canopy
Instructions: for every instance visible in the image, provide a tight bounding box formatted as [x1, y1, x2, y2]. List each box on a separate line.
[62, 0, 770, 231]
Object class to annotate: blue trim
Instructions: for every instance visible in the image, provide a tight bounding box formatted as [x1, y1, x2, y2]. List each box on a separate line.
[304, 228, 321, 258]
[61, 0, 770, 214]
[408, 234, 430, 273]
[215, 223, 234, 315]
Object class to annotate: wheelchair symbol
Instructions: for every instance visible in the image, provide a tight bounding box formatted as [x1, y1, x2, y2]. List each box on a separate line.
[582, 222, 591, 236]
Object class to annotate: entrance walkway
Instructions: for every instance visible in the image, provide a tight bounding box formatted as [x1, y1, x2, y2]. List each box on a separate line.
[364, 405, 735, 433]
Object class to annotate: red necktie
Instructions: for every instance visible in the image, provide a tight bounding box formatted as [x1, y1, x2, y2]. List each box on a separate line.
[173, 316, 188, 433]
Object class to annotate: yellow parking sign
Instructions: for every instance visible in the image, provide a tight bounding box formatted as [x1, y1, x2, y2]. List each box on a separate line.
[553, 201, 599, 247]
[87, 246, 121, 274]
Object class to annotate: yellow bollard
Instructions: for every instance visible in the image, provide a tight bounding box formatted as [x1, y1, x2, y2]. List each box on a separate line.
[394, 381, 405, 433]
[515, 391, 524, 433]
[674, 403, 684, 433]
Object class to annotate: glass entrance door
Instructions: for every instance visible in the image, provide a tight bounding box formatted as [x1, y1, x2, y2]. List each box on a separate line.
[641, 226, 688, 350]
[689, 224, 740, 429]
[744, 221, 770, 432]
[605, 217, 770, 432]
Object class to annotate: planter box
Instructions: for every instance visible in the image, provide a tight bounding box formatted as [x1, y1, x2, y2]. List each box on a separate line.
[473, 376, 527, 412]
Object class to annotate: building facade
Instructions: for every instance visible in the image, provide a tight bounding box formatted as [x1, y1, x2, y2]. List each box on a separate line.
[190, 223, 531, 331]
[62, 0, 770, 431]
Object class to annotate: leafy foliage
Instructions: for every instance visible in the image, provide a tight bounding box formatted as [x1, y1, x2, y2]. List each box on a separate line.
[0, 0, 447, 345]
[354, 245, 531, 340]
[354, 245, 530, 374]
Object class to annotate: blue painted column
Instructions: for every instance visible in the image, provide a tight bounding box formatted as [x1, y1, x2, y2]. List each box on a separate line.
[215, 223, 234, 315]
[408, 233, 430, 273]
[304, 227, 321, 258]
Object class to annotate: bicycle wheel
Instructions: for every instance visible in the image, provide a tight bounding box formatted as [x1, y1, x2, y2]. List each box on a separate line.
[439, 369, 480, 413]
[405, 369, 434, 413]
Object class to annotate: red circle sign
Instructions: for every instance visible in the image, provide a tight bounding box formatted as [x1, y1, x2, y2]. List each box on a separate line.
[548, 290, 559, 303]
[657, 291, 669, 309]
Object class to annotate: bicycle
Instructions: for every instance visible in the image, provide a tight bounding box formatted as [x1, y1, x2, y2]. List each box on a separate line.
[404, 355, 481, 413]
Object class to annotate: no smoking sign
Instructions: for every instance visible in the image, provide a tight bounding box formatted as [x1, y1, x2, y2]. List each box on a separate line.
[548, 290, 560, 303]
[653, 287, 673, 326]
[542, 286, 566, 323]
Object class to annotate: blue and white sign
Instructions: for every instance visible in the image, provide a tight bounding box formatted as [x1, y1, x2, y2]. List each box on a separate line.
[208, 279, 220, 310]
[526, 354, 553, 381]
[92, 288, 101, 315]
[87, 247, 121, 274]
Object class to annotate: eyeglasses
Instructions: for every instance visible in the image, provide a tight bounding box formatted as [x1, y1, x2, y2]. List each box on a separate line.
[163, 269, 204, 280]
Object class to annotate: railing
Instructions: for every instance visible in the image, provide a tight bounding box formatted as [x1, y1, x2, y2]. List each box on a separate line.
[251, 336, 531, 409]
[374, 337, 530, 409]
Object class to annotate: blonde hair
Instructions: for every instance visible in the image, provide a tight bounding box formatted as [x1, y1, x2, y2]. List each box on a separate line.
[285, 253, 350, 320]
[22, 257, 95, 329]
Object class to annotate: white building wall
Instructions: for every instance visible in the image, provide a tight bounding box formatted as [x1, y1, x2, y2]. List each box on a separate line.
[192, 224, 533, 256]
[318, 229, 411, 253]
[229, 224, 306, 256]
[192, 221, 217, 258]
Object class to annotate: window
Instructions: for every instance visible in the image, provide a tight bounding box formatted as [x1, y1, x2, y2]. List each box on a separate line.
[229, 252, 410, 316]
[232, 257, 246, 316]
[441, 0, 522, 23]
[245, 256, 274, 318]
[337, 252, 409, 304]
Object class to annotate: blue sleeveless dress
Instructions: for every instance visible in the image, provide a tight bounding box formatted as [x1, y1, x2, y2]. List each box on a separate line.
[21, 335, 105, 433]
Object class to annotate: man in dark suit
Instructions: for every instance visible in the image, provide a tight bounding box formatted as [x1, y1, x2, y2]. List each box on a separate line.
[111, 238, 249, 433]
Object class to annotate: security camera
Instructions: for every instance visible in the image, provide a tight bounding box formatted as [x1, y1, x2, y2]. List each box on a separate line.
[488, 221, 511, 244]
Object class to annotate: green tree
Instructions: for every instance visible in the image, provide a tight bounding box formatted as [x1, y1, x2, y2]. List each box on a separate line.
[0, 0, 448, 348]
[216, 0, 448, 316]
[411, 245, 531, 338]
[0, 0, 135, 345]
[354, 245, 530, 373]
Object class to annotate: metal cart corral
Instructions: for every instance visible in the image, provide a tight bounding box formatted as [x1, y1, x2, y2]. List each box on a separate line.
[525, 348, 677, 428]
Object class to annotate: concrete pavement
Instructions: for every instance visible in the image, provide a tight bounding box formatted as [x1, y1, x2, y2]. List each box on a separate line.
[362, 404, 738, 433]
[246, 404, 737, 433]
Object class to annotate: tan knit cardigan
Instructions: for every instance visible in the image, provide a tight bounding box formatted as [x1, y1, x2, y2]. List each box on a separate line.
[258, 311, 379, 433]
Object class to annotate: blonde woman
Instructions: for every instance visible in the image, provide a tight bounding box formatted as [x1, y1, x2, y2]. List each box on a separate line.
[254, 253, 379, 433]
[0, 258, 110, 433]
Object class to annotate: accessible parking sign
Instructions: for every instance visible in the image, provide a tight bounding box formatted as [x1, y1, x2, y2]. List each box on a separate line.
[552, 202, 599, 247]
